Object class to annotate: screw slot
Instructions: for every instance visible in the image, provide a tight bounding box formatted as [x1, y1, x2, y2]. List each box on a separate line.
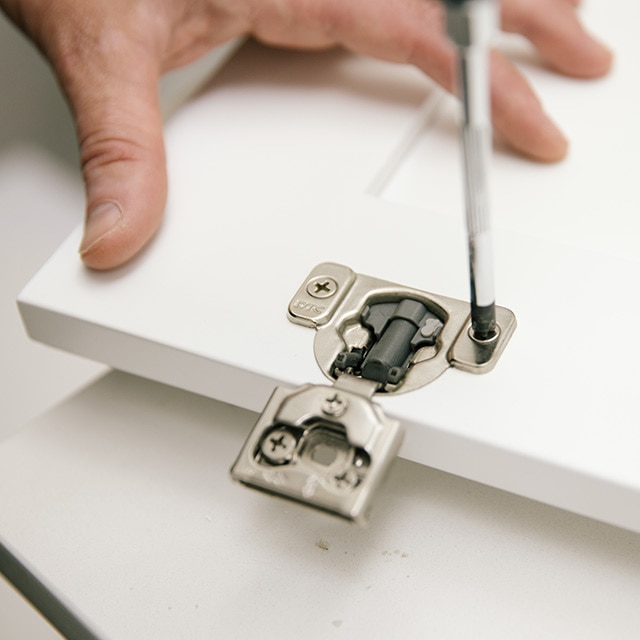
[321, 393, 348, 417]
[259, 427, 297, 464]
[306, 276, 338, 299]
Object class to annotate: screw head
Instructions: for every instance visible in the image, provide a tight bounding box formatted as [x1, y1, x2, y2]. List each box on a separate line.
[260, 427, 297, 465]
[321, 393, 348, 418]
[333, 469, 358, 490]
[306, 276, 338, 299]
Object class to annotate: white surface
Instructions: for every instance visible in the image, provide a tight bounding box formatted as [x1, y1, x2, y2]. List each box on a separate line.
[3, 5, 640, 640]
[17, 1, 640, 534]
[0, 30, 243, 635]
[1, 370, 640, 640]
[2, 110, 640, 640]
[0, 576, 61, 640]
[383, 10, 639, 262]
[0, 147, 104, 639]
[0, 148, 108, 437]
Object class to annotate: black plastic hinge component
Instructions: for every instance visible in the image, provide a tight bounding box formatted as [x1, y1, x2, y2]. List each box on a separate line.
[333, 299, 444, 386]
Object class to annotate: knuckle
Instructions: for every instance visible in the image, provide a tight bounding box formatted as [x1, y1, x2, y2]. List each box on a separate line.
[80, 132, 146, 175]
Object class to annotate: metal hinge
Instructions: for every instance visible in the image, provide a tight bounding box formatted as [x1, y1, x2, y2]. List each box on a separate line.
[230, 262, 516, 522]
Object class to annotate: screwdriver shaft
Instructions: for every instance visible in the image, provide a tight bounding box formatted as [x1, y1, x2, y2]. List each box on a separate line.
[445, 0, 497, 341]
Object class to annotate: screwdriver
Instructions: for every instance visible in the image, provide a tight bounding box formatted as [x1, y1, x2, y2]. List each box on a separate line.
[444, 0, 497, 341]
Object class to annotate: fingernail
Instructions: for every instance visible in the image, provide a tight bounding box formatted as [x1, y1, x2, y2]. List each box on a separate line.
[79, 201, 123, 255]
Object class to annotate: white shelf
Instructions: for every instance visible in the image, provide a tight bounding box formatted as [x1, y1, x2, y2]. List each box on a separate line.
[17, 3, 640, 533]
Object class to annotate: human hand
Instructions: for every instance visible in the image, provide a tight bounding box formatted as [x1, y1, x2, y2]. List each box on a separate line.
[1, 0, 611, 269]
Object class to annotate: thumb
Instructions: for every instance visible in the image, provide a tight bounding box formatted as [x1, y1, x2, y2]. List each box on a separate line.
[57, 32, 167, 270]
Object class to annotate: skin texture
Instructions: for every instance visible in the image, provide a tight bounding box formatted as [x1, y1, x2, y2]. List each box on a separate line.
[1, 0, 612, 269]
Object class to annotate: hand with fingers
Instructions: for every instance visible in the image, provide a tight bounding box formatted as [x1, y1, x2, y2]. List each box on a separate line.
[0, 0, 611, 270]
